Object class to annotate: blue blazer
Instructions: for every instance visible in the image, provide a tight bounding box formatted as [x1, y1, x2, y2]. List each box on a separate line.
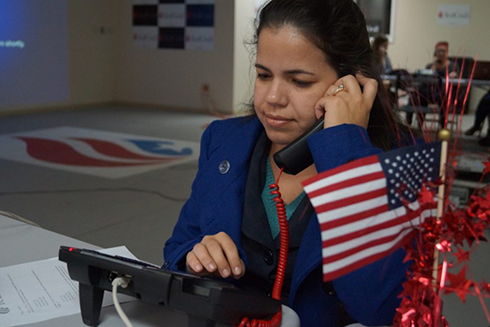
[164, 116, 409, 326]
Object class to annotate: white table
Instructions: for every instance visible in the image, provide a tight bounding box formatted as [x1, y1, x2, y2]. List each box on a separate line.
[0, 214, 300, 327]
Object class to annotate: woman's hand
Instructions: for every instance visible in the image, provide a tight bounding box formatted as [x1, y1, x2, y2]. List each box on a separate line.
[314, 73, 378, 129]
[186, 232, 246, 279]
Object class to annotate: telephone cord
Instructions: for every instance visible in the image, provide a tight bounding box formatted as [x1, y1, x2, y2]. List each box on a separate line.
[239, 168, 288, 327]
[112, 277, 135, 327]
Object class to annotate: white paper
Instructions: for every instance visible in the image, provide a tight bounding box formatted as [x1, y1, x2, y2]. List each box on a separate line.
[0, 246, 138, 327]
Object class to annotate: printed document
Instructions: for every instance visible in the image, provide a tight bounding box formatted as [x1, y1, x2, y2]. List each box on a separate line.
[0, 246, 137, 327]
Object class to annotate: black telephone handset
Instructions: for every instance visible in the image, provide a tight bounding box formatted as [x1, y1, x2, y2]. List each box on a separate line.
[273, 116, 325, 175]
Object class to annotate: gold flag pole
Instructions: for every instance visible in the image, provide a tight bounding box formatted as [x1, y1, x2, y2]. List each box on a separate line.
[433, 128, 451, 327]
[433, 128, 450, 278]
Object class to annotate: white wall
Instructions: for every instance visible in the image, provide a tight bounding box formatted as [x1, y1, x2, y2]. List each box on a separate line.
[0, 0, 118, 113]
[115, 0, 235, 113]
[389, 0, 490, 109]
[69, 0, 117, 106]
[390, 0, 490, 70]
[2, 0, 488, 114]
[232, 0, 256, 114]
[231, 0, 490, 113]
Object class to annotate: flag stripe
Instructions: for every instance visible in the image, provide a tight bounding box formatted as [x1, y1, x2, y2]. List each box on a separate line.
[322, 209, 436, 257]
[322, 231, 416, 281]
[323, 226, 412, 264]
[307, 170, 385, 199]
[320, 204, 389, 231]
[323, 227, 414, 273]
[317, 195, 387, 225]
[303, 159, 380, 193]
[320, 201, 424, 243]
[323, 208, 411, 248]
[313, 185, 387, 213]
[309, 176, 385, 207]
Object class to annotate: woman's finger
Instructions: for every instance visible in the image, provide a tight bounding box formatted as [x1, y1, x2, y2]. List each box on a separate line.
[203, 238, 232, 278]
[191, 242, 218, 273]
[186, 251, 204, 273]
[217, 234, 245, 277]
[232, 260, 246, 279]
[336, 74, 361, 97]
[187, 232, 244, 279]
[356, 73, 378, 107]
[316, 82, 345, 117]
[325, 82, 342, 97]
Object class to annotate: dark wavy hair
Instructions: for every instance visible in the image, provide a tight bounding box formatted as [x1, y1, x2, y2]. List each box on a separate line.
[250, 0, 409, 150]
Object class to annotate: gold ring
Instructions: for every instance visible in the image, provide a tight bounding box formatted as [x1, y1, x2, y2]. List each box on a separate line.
[333, 84, 346, 95]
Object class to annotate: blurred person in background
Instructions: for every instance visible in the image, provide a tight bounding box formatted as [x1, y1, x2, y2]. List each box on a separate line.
[407, 41, 459, 127]
[465, 91, 490, 146]
[372, 34, 392, 75]
[425, 41, 458, 79]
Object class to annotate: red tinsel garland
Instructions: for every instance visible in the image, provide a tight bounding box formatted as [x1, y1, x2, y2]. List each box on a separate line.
[392, 144, 490, 326]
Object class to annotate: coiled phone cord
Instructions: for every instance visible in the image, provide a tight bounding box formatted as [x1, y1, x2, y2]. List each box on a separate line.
[238, 168, 289, 327]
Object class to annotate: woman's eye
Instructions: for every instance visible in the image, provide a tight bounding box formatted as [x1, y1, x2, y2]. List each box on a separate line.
[257, 73, 271, 80]
[293, 79, 312, 88]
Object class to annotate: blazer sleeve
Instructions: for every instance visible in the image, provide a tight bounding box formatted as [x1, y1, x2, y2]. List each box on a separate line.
[163, 117, 257, 272]
[163, 121, 215, 271]
[307, 124, 410, 325]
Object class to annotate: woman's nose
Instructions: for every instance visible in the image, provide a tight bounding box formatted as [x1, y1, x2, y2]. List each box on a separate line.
[266, 80, 288, 107]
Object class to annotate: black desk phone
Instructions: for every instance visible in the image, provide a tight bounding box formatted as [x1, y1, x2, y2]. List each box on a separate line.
[58, 246, 280, 327]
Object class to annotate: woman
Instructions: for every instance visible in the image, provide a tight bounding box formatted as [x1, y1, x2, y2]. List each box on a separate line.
[426, 41, 458, 79]
[372, 34, 393, 75]
[409, 42, 460, 127]
[164, 0, 410, 326]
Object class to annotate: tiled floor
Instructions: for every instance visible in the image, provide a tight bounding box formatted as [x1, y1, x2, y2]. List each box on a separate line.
[0, 106, 488, 326]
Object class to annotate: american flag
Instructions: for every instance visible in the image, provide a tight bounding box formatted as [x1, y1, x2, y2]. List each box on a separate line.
[302, 142, 442, 281]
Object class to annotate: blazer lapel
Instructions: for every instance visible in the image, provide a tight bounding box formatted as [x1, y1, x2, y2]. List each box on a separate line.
[200, 117, 264, 243]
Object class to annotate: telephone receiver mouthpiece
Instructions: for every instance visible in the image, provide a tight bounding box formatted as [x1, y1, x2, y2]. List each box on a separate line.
[273, 117, 325, 175]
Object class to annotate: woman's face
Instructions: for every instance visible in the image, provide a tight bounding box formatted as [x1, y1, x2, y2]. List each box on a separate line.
[434, 46, 447, 62]
[378, 41, 388, 56]
[254, 25, 338, 149]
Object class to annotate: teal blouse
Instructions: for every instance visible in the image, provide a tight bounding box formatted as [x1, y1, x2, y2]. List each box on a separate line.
[261, 157, 305, 238]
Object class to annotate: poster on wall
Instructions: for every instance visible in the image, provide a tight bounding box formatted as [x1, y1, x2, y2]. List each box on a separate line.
[355, 0, 396, 43]
[436, 4, 470, 26]
[132, 0, 215, 51]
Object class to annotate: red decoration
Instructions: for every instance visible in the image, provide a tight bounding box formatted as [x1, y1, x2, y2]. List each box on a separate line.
[482, 151, 490, 176]
[419, 185, 438, 207]
[392, 68, 490, 326]
[393, 168, 490, 327]
[445, 266, 473, 302]
[481, 279, 490, 294]
[452, 247, 470, 265]
[393, 178, 490, 326]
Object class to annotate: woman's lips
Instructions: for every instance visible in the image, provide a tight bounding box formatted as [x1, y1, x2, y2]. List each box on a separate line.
[265, 115, 291, 127]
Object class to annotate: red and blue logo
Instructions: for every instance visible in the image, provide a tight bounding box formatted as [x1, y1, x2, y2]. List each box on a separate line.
[0, 127, 200, 178]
